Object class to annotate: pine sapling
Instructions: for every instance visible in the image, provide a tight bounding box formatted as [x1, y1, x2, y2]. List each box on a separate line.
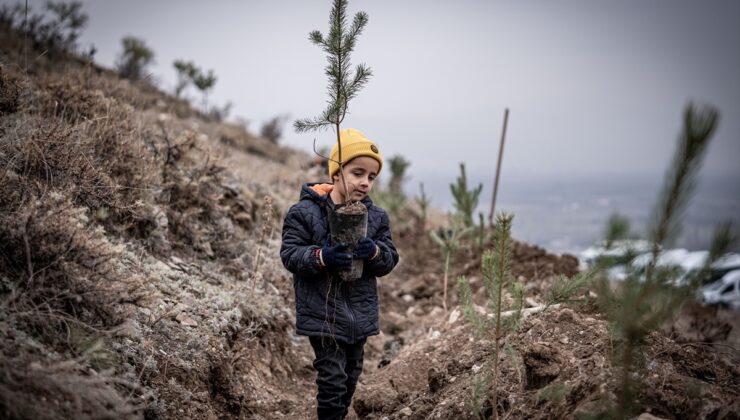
[604, 213, 632, 250]
[294, 0, 372, 205]
[387, 154, 410, 198]
[457, 275, 486, 336]
[456, 213, 522, 419]
[706, 221, 737, 265]
[594, 103, 719, 419]
[489, 213, 513, 420]
[192, 69, 216, 113]
[415, 182, 430, 233]
[473, 212, 492, 256]
[431, 219, 469, 314]
[544, 270, 597, 309]
[505, 277, 526, 331]
[687, 221, 737, 286]
[451, 162, 483, 228]
[173, 59, 196, 98]
[645, 103, 718, 281]
[504, 342, 523, 389]
[468, 374, 489, 420]
[369, 186, 400, 216]
[172, 59, 217, 113]
[371, 154, 410, 216]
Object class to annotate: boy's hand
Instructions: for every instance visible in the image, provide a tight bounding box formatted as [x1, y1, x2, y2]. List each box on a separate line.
[354, 237, 379, 260]
[320, 243, 353, 270]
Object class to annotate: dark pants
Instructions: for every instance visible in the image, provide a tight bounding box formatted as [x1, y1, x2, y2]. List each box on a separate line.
[309, 336, 366, 420]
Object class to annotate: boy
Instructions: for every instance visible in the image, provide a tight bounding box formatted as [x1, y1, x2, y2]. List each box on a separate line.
[280, 128, 399, 420]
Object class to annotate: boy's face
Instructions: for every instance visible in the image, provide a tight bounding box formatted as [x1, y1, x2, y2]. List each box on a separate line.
[332, 156, 380, 202]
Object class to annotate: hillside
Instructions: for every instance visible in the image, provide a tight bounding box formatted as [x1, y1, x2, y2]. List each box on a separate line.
[1, 19, 738, 420]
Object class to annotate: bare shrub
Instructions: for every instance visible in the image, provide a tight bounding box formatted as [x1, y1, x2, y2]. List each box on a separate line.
[116, 36, 154, 81]
[0, 1, 89, 57]
[0, 66, 22, 115]
[0, 196, 124, 320]
[260, 115, 288, 144]
[208, 101, 232, 122]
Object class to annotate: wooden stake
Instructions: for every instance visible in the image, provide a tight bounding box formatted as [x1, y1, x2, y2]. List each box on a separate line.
[488, 108, 510, 228]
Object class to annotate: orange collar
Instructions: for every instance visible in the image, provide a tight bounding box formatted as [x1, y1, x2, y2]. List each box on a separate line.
[310, 183, 334, 197]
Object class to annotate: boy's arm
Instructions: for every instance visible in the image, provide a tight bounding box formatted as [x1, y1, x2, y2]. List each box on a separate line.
[365, 210, 399, 277]
[280, 205, 324, 277]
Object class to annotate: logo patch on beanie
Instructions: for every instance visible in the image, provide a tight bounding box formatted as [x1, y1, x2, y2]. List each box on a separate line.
[370, 145, 379, 153]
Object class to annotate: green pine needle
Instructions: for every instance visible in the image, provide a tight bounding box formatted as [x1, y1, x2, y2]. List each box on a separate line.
[451, 163, 483, 227]
[295, 0, 372, 135]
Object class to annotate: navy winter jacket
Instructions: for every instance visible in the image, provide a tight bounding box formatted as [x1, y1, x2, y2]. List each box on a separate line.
[280, 182, 399, 344]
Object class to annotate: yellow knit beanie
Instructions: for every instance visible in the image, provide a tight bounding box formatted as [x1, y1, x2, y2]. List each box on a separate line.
[328, 128, 383, 179]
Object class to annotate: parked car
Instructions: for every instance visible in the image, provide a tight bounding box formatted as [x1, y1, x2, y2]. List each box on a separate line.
[580, 239, 740, 288]
[579, 239, 651, 269]
[698, 269, 740, 310]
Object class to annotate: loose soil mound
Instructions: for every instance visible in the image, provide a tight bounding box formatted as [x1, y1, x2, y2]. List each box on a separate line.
[355, 306, 739, 419]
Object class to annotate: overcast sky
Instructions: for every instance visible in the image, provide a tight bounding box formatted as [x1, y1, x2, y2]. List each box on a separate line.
[27, 0, 740, 189]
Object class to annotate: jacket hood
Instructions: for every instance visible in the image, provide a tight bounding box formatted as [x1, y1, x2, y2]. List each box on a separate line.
[299, 182, 374, 209]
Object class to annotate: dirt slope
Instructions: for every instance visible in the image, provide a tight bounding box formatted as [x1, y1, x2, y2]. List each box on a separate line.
[1, 21, 738, 420]
[1, 21, 321, 419]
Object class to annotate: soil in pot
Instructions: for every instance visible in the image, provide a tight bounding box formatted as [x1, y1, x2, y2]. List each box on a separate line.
[328, 201, 368, 281]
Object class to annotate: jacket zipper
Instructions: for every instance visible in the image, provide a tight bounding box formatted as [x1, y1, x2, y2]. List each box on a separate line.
[340, 282, 356, 343]
[323, 198, 357, 343]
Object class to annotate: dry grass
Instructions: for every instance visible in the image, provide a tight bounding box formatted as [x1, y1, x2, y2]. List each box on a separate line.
[0, 20, 309, 418]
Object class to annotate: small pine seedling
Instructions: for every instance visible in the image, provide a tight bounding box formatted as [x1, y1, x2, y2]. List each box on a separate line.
[544, 270, 597, 309]
[504, 342, 524, 389]
[604, 213, 632, 250]
[370, 154, 410, 216]
[451, 162, 483, 228]
[686, 221, 737, 286]
[594, 103, 719, 419]
[468, 373, 490, 420]
[431, 218, 470, 314]
[173, 59, 197, 97]
[387, 154, 410, 198]
[415, 182, 430, 232]
[457, 213, 524, 420]
[473, 212, 493, 256]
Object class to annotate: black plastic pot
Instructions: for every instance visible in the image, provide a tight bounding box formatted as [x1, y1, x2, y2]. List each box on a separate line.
[327, 204, 368, 282]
